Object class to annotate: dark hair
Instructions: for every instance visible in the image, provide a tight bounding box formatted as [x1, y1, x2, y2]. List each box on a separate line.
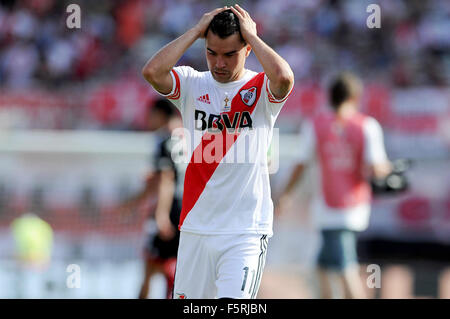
[150, 99, 175, 118]
[328, 72, 363, 110]
[205, 9, 245, 43]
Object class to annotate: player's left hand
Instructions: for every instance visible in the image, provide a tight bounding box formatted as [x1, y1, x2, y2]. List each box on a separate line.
[230, 4, 257, 42]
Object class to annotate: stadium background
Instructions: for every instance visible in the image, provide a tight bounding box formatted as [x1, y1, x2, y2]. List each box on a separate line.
[0, 0, 449, 298]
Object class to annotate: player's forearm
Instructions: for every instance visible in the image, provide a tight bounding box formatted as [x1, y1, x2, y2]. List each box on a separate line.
[142, 28, 200, 89]
[246, 34, 294, 98]
[154, 171, 175, 221]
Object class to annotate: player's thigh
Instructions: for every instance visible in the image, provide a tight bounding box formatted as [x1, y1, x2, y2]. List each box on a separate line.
[216, 234, 269, 299]
[173, 232, 216, 299]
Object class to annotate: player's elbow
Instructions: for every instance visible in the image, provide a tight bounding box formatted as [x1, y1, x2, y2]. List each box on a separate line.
[272, 70, 294, 98]
[142, 63, 158, 84]
[277, 69, 294, 89]
[272, 67, 294, 93]
[142, 58, 166, 84]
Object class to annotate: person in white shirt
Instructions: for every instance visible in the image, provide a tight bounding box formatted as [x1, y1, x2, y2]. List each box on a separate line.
[142, 5, 294, 299]
[278, 73, 391, 298]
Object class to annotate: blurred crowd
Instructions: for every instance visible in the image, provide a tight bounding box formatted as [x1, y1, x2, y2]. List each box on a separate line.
[0, 0, 449, 130]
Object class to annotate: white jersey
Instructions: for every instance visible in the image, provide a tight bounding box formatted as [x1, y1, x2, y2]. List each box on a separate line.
[159, 66, 291, 236]
[296, 116, 388, 231]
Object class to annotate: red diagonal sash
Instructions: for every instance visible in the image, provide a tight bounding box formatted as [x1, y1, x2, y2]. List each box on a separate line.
[179, 72, 265, 229]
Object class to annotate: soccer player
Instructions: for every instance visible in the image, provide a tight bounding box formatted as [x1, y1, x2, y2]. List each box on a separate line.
[142, 5, 294, 299]
[118, 99, 185, 299]
[278, 73, 392, 299]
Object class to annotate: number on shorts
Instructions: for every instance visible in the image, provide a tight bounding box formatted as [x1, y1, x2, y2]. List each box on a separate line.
[241, 267, 249, 291]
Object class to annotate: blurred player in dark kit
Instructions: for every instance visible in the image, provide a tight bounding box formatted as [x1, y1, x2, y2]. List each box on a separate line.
[118, 99, 185, 299]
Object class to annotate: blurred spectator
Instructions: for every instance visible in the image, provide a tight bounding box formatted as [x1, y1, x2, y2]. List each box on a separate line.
[0, 0, 448, 129]
[2, 38, 39, 88]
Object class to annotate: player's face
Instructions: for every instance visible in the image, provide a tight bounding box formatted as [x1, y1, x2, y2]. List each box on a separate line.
[205, 32, 251, 83]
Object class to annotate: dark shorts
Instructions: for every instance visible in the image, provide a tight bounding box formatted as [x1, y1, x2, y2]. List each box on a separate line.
[143, 199, 181, 261]
[317, 229, 359, 271]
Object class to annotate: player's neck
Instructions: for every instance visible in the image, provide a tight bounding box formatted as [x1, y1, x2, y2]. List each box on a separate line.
[336, 102, 357, 118]
[211, 68, 248, 87]
[230, 68, 247, 82]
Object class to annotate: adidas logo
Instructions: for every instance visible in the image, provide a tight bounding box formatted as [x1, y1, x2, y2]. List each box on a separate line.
[197, 94, 211, 104]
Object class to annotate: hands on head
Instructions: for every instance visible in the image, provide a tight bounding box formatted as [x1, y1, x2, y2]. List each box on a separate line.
[229, 4, 257, 41]
[194, 4, 257, 41]
[194, 6, 230, 38]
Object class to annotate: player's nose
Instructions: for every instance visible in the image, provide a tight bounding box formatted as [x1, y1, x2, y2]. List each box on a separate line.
[216, 57, 226, 69]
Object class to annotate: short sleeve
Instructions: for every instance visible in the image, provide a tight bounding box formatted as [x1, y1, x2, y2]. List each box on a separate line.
[152, 138, 175, 173]
[263, 75, 294, 118]
[295, 120, 316, 164]
[363, 117, 389, 165]
[157, 65, 199, 114]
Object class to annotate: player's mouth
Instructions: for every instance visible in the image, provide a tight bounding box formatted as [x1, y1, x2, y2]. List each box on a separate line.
[214, 70, 229, 77]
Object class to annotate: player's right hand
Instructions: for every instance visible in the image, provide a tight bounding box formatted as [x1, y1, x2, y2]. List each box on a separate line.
[157, 215, 176, 240]
[193, 6, 229, 38]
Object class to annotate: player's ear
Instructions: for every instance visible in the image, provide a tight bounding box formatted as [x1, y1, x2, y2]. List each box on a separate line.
[245, 44, 252, 57]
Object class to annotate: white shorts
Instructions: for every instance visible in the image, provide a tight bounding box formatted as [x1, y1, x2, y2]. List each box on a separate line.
[173, 232, 269, 299]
